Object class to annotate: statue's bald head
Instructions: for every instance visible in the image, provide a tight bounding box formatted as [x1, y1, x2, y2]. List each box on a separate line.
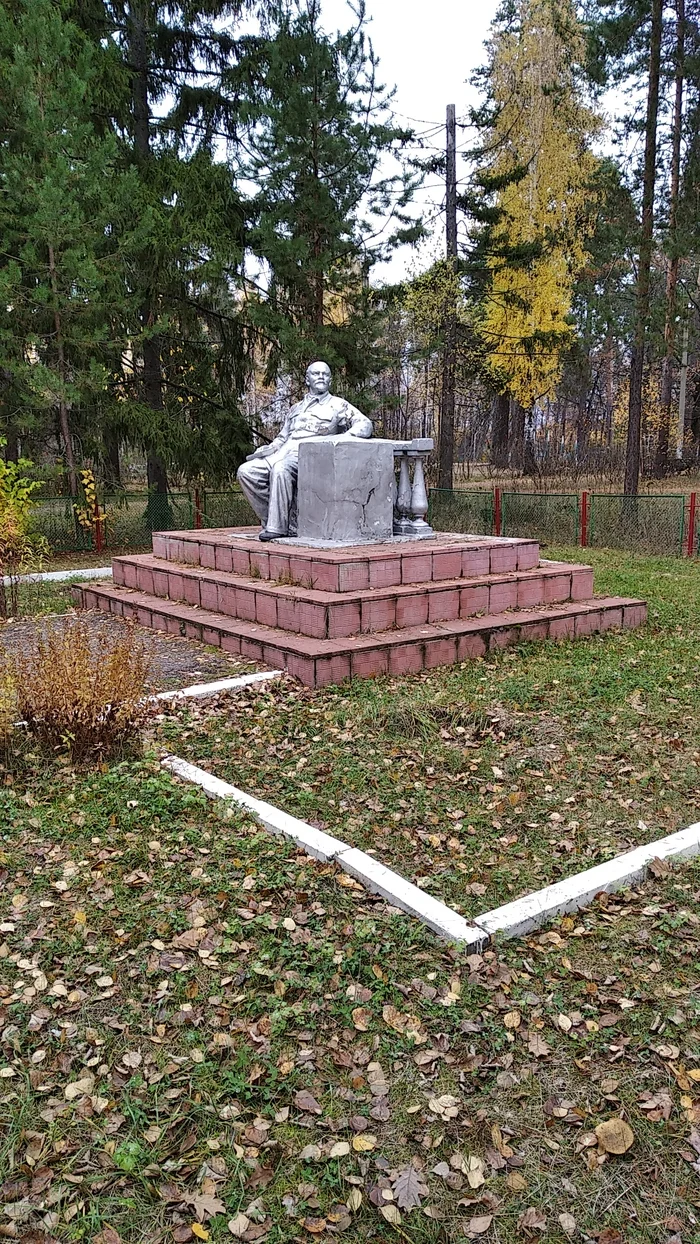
[306, 361, 332, 396]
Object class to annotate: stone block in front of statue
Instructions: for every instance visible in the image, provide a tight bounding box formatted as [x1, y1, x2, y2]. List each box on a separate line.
[296, 435, 395, 543]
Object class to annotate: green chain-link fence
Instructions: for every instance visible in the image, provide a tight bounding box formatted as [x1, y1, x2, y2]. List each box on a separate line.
[26, 484, 698, 558]
[589, 494, 686, 555]
[501, 492, 580, 544]
[428, 489, 494, 535]
[201, 491, 257, 529]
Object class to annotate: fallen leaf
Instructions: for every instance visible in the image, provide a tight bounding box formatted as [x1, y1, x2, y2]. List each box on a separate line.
[558, 1212, 577, 1236]
[506, 1171, 528, 1193]
[504, 1010, 521, 1029]
[380, 1204, 402, 1225]
[94, 1229, 121, 1244]
[193, 1192, 226, 1221]
[517, 1206, 546, 1233]
[347, 1189, 363, 1212]
[352, 1007, 372, 1032]
[528, 1033, 551, 1058]
[352, 1134, 377, 1153]
[191, 1227, 209, 1242]
[294, 1089, 322, 1115]
[65, 1074, 95, 1100]
[302, 1219, 326, 1234]
[227, 1213, 250, 1238]
[467, 1214, 493, 1235]
[298, 1144, 322, 1161]
[392, 1164, 428, 1210]
[595, 1118, 635, 1155]
[466, 1155, 486, 1190]
[329, 1141, 350, 1158]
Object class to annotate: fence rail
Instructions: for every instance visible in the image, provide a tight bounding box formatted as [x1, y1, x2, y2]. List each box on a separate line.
[429, 488, 698, 557]
[26, 486, 699, 558]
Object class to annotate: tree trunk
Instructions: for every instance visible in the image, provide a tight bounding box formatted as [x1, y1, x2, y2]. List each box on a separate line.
[624, 0, 663, 496]
[438, 318, 456, 489]
[509, 399, 526, 471]
[491, 392, 510, 466]
[47, 241, 78, 496]
[4, 426, 19, 464]
[104, 430, 122, 489]
[656, 0, 685, 475]
[128, 0, 168, 496]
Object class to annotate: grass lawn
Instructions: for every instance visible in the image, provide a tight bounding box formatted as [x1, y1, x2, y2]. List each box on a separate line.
[2, 759, 700, 1242]
[156, 547, 700, 920]
[1, 546, 699, 1242]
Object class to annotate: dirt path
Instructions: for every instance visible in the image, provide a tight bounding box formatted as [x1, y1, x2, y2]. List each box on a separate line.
[0, 610, 259, 692]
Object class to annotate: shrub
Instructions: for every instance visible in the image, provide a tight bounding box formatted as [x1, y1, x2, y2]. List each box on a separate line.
[0, 449, 47, 618]
[0, 618, 152, 761]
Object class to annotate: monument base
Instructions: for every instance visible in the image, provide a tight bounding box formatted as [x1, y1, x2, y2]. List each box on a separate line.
[74, 527, 647, 688]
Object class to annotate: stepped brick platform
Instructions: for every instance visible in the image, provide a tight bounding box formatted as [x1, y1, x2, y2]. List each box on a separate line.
[74, 527, 647, 687]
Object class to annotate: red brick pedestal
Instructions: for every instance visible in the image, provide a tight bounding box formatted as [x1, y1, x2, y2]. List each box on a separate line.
[75, 528, 647, 687]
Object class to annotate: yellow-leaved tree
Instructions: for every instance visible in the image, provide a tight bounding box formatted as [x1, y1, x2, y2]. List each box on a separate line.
[477, 0, 601, 415]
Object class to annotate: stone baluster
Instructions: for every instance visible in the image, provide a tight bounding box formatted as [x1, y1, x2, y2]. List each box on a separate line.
[391, 438, 434, 537]
[395, 451, 413, 534]
[408, 450, 431, 533]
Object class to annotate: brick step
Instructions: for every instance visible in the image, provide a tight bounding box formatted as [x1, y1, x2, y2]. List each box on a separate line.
[75, 582, 647, 689]
[113, 553, 595, 640]
[152, 527, 540, 587]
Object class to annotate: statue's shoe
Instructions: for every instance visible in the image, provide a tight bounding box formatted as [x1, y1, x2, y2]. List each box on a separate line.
[259, 529, 286, 542]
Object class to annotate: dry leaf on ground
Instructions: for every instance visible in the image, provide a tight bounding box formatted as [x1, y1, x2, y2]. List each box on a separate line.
[595, 1118, 635, 1154]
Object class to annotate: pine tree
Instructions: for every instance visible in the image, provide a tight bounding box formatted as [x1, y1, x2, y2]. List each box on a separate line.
[0, 0, 122, 493]
[474, 0, 601, 447]
[243, 0, 420, 397]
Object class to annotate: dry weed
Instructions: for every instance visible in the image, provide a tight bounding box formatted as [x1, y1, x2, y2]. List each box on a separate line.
[2, 618, 152, 760]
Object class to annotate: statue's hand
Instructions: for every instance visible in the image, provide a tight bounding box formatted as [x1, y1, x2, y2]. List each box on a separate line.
[246, 446, 269, 461]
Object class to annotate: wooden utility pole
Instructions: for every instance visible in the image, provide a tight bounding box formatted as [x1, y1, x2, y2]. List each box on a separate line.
[438, 103, 457, 490]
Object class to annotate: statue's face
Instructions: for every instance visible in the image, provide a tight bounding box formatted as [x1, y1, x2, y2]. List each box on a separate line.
[306, 363, 331, 396]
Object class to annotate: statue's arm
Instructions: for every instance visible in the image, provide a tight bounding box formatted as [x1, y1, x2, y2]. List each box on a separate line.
[246, 415, 292, 460]
[328, 401, 373, 439]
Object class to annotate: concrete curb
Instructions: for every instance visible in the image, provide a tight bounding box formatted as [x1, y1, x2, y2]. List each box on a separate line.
[3, 566, 113, 587]
[474, 821, 700, 938]
[161, 754, 486, 946]
[155, 670, 282, 702]
[159, 752, 700, 948]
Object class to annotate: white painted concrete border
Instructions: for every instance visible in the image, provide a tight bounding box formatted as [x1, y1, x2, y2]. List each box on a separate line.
[3, 566, 112, 587]
[160, 747, 700, 947]
[161, 754, 486, 946]
[155, 670, 282, 702]
[474, 821, 700, 938]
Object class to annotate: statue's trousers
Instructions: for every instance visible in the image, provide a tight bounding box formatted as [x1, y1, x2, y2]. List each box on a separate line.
[237, 452, 298, 536]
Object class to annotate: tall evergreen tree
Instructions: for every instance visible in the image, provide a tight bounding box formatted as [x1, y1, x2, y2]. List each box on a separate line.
[0, 0, 122, 493]
[89, 0, 265, 499]
[243, 0, 420, 397]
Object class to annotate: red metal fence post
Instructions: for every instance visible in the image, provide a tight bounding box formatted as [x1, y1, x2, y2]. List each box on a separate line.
[194, 487, 203, 530]
[580, 491, 589, 548]
[687, 491, 698, 557]
[94, 497, 104, 554]
[494, 487, 502, 537]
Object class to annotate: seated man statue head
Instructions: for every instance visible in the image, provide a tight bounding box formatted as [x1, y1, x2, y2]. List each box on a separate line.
[237, 361, 373, 541]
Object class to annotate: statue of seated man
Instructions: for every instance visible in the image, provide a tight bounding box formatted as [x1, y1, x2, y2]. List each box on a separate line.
[237, 360, 373, 541]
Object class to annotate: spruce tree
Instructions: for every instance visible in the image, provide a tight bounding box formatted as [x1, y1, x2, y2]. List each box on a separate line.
[243, 0, 420, 397]
[88, 0, 264, 503]
[0, 0, 121, 493]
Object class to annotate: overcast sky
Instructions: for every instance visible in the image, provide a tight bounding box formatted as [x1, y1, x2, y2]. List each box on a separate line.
[319, 0, 499, 282]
